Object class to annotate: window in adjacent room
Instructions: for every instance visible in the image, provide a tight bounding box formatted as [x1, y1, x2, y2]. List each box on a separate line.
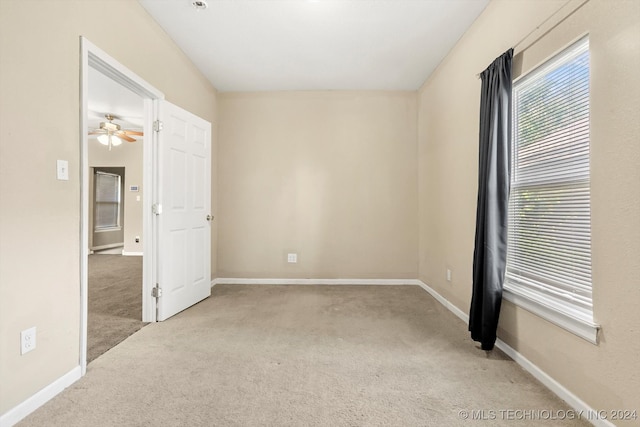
[94, 171, 122, 231]
[505, 36, 598, 343]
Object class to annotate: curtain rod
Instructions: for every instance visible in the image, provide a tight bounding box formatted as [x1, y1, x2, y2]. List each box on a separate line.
[476, 0, 589, 79]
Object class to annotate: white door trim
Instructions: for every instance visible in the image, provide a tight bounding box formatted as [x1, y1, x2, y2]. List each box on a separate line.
[80, 37, 164, 375]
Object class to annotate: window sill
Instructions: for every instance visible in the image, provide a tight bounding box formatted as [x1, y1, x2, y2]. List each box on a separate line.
[502, 288, 600, 345]
[94, 227, 122, 233]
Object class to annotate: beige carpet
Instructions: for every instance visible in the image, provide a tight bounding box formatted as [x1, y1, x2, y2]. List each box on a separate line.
[88, 254, 146, 363]
[20, 285, 588, 426]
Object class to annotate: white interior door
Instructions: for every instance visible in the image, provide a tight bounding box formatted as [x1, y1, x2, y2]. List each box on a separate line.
[156, 100, 211, 321]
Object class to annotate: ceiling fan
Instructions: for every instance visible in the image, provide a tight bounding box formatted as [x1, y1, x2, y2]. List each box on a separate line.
[89, 114, 143, 150]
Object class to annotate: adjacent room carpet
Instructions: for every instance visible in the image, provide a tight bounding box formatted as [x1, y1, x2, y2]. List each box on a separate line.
[21, 285, 588, 426]
[88, 254, 146, 363]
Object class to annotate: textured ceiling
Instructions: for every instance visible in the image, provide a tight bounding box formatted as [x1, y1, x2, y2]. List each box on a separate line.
[138, 0, 489, 92]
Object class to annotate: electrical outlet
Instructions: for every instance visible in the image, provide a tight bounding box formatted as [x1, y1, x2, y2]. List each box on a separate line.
[21, 327, 36, 355]
[287, 253, 297, 263]
[135, 236, 140, 243]
[446, 269, 452, 282]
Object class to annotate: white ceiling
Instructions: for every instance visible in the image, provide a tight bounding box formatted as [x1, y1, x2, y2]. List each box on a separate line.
[88, 67, 144, 131]
[138, 0, 489, 92]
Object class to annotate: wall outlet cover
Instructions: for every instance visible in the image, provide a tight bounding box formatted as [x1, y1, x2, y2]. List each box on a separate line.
[21, 327, 36, 355]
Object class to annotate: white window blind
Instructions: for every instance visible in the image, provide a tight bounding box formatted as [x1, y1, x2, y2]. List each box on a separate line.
[506, 37, 596, 338]
[95, 171, 121, 230]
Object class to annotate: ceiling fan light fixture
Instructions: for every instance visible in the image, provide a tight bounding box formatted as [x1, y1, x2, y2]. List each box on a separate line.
[97, 133, 123, 150]
[91, 114, 141, 148]
[110, 135, 123, 146]
[97, 134, 110, 146]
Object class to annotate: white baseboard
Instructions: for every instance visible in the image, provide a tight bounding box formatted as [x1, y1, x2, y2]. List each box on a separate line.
[494, 338, 614, 427]
[416, 280, 469, 323]
[415, 280, 613, 427]
[121, 251, 143, 256]
[90, 243, 123, 251]
[212, 278, 421, 286]
[0, 365, 81, 427]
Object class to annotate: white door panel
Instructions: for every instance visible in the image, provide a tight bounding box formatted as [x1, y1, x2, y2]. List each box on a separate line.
[157, 100, 211, 321]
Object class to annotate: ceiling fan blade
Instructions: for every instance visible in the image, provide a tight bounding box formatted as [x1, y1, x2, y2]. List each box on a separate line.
[118, 133, 136, 143]
[121, 130, 143, 136]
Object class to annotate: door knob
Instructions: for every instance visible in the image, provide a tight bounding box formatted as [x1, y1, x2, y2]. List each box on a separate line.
[206, 214, 214, 221]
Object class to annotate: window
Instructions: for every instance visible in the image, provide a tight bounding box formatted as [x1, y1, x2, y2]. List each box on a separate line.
[505, 37, 599, 343]
[94, 171, 122, 231]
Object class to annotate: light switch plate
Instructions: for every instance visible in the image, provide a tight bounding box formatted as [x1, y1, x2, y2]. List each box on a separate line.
[287, 253, 298, 263]
[56, 160, 69, 180]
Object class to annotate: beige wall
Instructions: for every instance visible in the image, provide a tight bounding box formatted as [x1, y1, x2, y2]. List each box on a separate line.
[2, 0, 637, 420]
[89, 139, 144, 254]
[218, 92, 418, 279]
[418, 0, 640, 417]
[0, 0, 218, 414]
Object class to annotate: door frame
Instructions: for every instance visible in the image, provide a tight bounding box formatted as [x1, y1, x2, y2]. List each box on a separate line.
[80, 37, 164, 375]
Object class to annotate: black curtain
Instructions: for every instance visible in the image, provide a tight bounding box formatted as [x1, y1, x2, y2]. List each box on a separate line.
[469, 49, 513, 351]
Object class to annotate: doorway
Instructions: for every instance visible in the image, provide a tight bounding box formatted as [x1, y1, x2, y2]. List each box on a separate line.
[86, 63, 147, 363]
[80, 37, 213, 373]
[81, 38, 164, 374]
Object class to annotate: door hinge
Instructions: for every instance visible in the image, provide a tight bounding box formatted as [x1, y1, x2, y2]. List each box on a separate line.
[152, 285, 163, 298]
[153, 120, 164, 132]
[152, 203, 162, 215]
